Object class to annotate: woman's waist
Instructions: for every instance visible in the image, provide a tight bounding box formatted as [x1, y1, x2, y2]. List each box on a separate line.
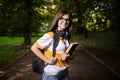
[44, 65, 68, 75]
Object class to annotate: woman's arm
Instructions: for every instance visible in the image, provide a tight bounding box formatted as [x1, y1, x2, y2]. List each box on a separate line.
[31, 43, 56, 64]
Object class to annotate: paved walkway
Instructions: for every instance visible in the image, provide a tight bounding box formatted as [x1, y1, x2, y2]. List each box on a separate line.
[2, 46, 120, 80]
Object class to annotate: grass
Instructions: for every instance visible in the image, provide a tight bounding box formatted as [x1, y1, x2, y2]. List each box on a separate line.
[0, 36, 40, 70]
[74, 31, 119, 52]
[0, 37, 24, 46]
[0, 45, 28, 67]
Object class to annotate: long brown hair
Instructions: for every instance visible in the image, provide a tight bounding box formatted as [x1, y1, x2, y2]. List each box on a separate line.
[49, 10, 72, 41]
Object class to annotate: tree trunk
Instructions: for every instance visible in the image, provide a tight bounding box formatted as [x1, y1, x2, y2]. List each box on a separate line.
[23, 0, 33, 45]
[23, 28, 31, 45]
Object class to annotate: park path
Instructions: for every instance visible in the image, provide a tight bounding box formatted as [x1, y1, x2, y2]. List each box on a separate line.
[2, 46, 120, 80]
[3, 51, 40, 80]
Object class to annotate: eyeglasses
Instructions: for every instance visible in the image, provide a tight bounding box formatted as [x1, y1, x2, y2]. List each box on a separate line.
[59, 17, 70, 22]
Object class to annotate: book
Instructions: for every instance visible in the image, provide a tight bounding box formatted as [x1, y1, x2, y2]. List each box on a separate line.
[65, 42, 79, 55]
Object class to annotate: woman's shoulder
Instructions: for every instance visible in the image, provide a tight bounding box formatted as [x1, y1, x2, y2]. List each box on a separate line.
[46, 31, 54, 38]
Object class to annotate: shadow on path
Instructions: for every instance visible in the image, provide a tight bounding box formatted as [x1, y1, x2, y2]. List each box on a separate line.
[2, 46, 120, 80]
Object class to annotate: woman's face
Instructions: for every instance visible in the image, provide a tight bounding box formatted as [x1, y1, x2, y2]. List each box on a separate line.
[57, 14, 70, 30]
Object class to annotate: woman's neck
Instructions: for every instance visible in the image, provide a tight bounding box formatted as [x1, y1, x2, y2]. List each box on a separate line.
[57, 27, 64, 31]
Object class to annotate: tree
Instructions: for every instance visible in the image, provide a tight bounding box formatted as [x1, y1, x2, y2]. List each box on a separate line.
[0, 0, 46, 45]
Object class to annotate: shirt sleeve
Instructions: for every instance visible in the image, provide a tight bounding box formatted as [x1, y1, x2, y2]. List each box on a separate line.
[35, 32, 53, 50]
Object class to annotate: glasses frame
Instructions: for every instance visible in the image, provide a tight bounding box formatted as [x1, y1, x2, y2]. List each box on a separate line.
[59, 17, 70, 22]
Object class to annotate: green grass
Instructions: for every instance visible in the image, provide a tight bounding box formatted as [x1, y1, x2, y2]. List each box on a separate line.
[0, 37, 24, 46]
[0, 36, 40, 70]
[0, 44, 28, 63]
[73, 31, 119, 52]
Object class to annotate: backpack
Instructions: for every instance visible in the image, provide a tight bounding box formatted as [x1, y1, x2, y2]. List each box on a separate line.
[32, 31, 59, 74]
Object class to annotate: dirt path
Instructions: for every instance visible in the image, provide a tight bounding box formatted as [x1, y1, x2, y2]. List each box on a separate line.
[2, 46, 120, 80]
[3, 52, 40, 80]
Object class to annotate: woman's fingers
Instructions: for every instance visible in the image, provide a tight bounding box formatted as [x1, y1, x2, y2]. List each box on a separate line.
[62, 53, 69, 61]
[47, 57, 57, 64]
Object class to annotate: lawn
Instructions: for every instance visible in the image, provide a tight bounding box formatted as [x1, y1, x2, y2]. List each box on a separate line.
[74, 31, 119, 52]
[0, 36, 39, 70]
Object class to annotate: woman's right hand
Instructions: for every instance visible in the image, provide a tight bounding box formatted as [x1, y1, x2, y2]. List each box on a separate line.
[46, 57, 57, 65]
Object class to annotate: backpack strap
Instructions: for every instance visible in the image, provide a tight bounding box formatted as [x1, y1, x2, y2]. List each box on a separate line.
[52, 31, 59, 57]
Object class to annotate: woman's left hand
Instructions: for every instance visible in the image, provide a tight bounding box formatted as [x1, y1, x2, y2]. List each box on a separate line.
[61, 53, 70, 61]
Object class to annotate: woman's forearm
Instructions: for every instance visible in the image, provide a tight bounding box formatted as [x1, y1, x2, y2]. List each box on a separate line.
[31, 44, 48, 63]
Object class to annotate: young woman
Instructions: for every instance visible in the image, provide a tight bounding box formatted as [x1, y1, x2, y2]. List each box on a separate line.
[31, 10, 72, 80]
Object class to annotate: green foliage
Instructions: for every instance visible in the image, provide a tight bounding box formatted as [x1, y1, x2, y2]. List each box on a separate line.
[59, 0, 119, 33]
[0, 0, 47, 36]
[0, 0, 119, 42]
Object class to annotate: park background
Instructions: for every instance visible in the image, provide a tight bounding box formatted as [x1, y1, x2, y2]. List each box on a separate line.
[0, 0, 120, 77]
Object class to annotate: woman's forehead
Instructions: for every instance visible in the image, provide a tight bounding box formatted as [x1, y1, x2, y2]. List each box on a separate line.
[62, 14, 69, 18]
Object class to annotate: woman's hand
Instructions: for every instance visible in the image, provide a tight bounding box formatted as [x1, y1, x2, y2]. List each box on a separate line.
[46, 57, 57, 65]
[61, 53, 70, 61]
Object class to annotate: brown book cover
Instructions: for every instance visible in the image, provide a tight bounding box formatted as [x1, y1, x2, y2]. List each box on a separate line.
[65, 42, 79, 55]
